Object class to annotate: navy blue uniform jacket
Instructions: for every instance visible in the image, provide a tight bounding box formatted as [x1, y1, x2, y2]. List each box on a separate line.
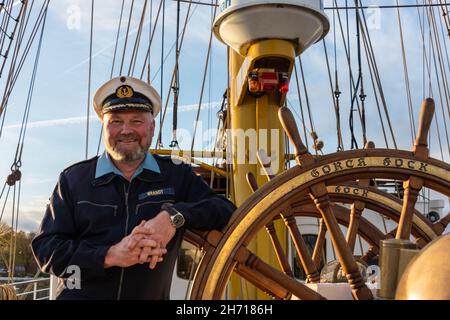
[31, 154, 235, 300]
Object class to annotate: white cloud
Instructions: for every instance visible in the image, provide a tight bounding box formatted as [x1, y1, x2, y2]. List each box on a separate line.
[2, 101, 222, 130]
[3, 115, 97, 130]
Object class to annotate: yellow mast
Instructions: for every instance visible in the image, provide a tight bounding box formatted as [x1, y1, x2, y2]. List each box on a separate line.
[228, 40, 295, 299]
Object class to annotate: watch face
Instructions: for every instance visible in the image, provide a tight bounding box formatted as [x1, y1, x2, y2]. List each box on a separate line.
[172, 213, 185, 228]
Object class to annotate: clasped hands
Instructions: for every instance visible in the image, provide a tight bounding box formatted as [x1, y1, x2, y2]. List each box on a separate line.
[104, 210, 176, 269]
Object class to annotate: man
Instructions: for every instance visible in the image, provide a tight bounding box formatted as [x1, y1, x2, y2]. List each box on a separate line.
[32, 76, 235, 300]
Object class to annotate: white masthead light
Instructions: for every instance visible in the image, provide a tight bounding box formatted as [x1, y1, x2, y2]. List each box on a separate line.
[214, 0, 329, 56]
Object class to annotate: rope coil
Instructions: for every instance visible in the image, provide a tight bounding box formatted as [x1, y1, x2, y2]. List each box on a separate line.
[0, 284, 17, 300]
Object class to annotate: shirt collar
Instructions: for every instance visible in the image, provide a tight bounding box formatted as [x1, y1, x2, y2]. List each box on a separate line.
[95, 151, 160, 180]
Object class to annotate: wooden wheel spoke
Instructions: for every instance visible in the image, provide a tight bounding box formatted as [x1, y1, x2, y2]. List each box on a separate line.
[234, 246, 325, 300]
[279, 106, 373, 300]
[309, 185, 373, 299]
[234, 263, 288, 300]
[281, 209, 320, 282]
[246, 172, 294, 277]
[396, 99, 434, 239]
[264, 222, 294, 277]
[360, 246, 379, 264]
[256, 152, 320, 281]
[312, 218, 326, 268]
[366, 224, 411, 263]
[433, 212, 450, 235]
[346, 201, 365, 252]
[256, 150, 276, 180]
[396, 176, 424, 239]
[346, 142, 374, 252]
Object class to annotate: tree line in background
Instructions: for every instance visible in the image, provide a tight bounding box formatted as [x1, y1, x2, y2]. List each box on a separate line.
[0, 222, 38, 277]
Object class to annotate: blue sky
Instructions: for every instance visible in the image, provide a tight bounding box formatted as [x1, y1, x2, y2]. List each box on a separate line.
[0, 0, 449, 232]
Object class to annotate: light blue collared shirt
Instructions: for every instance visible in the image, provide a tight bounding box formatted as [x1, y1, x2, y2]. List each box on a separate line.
[95, 151, 160, 180]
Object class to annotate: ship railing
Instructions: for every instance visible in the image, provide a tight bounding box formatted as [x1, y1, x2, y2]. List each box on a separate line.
[10, 277, 51, 300]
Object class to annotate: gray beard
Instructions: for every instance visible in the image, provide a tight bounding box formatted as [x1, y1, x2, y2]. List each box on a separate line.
[108, 145, 147, 163]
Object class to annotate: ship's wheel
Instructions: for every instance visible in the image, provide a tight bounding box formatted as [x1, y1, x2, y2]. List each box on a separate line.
[185, 98, 450, 300]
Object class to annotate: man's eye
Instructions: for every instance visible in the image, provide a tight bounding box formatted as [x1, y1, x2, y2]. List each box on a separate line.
[132, 120, 143, 124]
[111, 120, 121, 124]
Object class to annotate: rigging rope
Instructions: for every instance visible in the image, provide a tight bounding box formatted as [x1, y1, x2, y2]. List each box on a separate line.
[354, 0, 367, 147]
[109, 0, 125, 79]
[190, 0, 218, 154]
[0, 1, 49, 140]
[148, 0, 153, 84]
[85, 0, 94, 159]
[430, 3, 450, 124]
[155, 1, 196, 149]
[333, 7, 344, 151]
[158, 0, 165, 148]
[139, 0, 164, 80]
[420, 0, 427, 100]
[4, 4, 47, 280]
[361, 32, 390, 148]
[11, 4, 46, 173]
[346, 0, 359, 149]
[119, 0, 135, 75]
[346, 0, 351, 106]
[0, 0, 29, 136]
[128, 0, 148, 77]
[414, 1, 446, 161]
[435, 2, 450, 120]
[438, 0, 450, 37]
[298, 56, 319, 153]
[7, 180, 18, 281]
[293, 61, 309, 149]
[170, 0, 181, 148]
[0, 0, 14, 57]
[0, 0, 24, 78]
[0, 184, 11, 224]
[333, 0, 364, 146]
[358, 0, 398, 149]
[322, 39, 343, 151]
[426, 3, 450, 157]
[396, 0, 417, 145]
[97, 0, 126, 156]
[207, 1, 214, 145]
[209, 90, 227, 178]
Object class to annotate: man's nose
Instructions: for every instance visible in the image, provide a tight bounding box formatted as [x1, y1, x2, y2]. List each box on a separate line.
[120, 122, 134, 134]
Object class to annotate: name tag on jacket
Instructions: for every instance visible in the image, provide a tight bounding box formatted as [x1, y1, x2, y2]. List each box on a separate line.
[138, 187, 175, 200]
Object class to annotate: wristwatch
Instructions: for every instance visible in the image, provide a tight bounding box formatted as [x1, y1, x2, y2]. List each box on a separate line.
[161, 203, 185, 229]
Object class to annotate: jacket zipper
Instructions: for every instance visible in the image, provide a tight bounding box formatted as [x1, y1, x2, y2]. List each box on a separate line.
[117, 183, 131, 300]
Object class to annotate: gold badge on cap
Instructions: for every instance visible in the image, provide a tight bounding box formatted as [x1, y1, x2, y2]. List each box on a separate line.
[116, 85, 134, 98]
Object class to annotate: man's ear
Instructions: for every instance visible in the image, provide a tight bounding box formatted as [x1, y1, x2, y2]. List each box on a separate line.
[149, 115, 156, 135]
[149, 113, 155, 127]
